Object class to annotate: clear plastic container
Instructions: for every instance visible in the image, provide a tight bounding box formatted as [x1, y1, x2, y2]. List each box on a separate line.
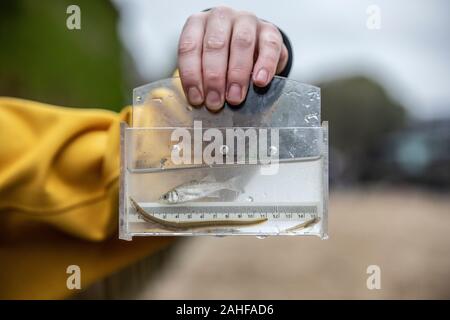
[119, 76, 328, 240]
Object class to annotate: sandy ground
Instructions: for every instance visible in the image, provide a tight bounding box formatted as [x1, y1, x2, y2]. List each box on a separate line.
[131, 188, 450, 299]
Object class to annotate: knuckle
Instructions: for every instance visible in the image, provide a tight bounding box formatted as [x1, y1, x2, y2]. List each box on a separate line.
[183, 13, 204, 29]
[190, 13, 205, 20]
[238, 10, 257, 20]
[204, 35, 226, 50]
[261, 21, 279, 33]
[186, 13, 199, 24]
[178, 39, 198, 55]
[204, 70, 224, 83]
[212, 6, 233, 16]
[262, 35, 282, 51]
[233, 30, 254, 49]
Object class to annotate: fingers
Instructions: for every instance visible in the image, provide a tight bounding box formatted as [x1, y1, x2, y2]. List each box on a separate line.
[202, 7, 234, 111]
[252, 21, 283, 87]
[178, 8, 289, 110]
[276, 44, 289, 74]
[178, 13, 206, 106]
[226, 13, 258, 105]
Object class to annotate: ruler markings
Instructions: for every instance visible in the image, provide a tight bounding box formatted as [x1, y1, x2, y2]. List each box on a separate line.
[129, 203, 318, 223]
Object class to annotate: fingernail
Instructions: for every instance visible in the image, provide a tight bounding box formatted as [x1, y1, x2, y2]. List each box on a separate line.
[227, 83, 242, 103]
[206, 90, 222, 109]
[255, 68, 269, 84]
[188, 87, 202, 105]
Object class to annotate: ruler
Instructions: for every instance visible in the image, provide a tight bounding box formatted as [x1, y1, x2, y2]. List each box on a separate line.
[128, 202, 319, 224]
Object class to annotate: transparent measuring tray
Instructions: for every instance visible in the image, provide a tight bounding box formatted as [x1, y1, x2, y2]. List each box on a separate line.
[119, 76, 328, 240]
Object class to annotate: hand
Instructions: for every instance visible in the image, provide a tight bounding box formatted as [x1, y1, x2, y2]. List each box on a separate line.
[177, 6, 289, 111]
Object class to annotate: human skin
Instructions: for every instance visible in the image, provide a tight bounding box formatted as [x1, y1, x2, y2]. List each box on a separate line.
[177, 6, 289, 111]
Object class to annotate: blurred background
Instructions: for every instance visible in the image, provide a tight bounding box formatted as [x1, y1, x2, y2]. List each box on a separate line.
[1, 0, 449, 299]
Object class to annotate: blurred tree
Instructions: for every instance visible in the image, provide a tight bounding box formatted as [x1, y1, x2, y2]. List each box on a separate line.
[320, 76, 407, 182]
[0, 0, 135, 111]
[321, 76, 406, 154]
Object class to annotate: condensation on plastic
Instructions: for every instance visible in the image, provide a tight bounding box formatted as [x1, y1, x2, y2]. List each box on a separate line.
[119, 76, 328, 240]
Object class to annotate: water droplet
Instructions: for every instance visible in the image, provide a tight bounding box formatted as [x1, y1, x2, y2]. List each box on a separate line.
[269, 146, 278, 156]
[247, 196, 254, 202]
[136, 96, 142, 103]
[307, 91, 320, 102]
[220, 145, 229, 155]
[304, 114, 319, 123]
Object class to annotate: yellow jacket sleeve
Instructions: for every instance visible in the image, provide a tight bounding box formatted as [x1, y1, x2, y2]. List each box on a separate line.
[0, 97, 173, 299]
[0, 97, 127, 240]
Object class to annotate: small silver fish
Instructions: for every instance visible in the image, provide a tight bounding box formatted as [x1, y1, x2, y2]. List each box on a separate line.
[160, 175, 242, 204]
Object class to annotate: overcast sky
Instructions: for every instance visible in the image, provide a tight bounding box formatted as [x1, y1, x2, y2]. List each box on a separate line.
[113, 0, 450, 120]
